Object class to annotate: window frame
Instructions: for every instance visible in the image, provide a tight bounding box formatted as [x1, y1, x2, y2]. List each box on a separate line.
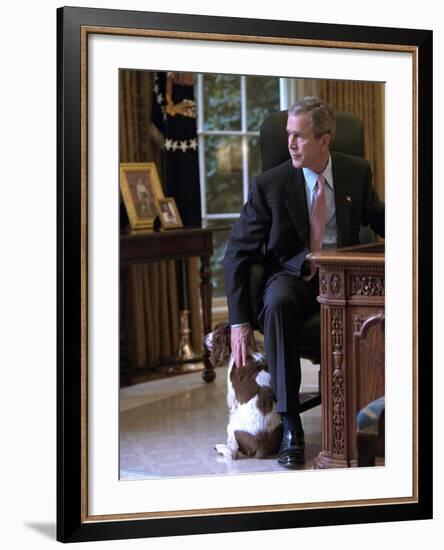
[195, 74, 297, 302]
[196, 74, 295, 221]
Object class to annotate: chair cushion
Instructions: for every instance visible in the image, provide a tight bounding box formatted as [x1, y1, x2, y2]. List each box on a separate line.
[357, 396, 385, 435]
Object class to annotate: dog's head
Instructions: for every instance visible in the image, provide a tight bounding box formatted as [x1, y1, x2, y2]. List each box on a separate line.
[205, 322, 267, 369]
[204, 322, 231, 367]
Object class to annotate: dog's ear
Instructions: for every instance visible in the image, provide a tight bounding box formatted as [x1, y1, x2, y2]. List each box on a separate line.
[207, 322, 231, 367]
[203, 332, 213, 351]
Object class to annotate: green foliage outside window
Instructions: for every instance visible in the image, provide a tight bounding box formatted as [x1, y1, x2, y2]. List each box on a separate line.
[199, 74, 280, 298]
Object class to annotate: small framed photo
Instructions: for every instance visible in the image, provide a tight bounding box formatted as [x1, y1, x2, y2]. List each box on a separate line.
[119, 162, 164, 230]
[156, 197, 183, 229]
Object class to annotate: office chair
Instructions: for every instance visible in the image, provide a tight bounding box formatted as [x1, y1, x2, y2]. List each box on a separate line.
[248, 110, 368, 412]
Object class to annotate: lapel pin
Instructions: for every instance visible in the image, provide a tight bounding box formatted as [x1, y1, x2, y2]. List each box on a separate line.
[345, 195, 352, 203]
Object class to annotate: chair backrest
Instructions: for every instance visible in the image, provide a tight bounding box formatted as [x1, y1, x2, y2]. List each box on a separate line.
[259, 109, 374, 244]
[260, 110, 364, 172]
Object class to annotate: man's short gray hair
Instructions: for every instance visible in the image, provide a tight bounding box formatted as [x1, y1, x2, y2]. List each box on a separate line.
[288, 97, 336, 140]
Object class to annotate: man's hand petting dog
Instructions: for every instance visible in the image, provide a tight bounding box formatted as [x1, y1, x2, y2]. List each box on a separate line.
[231, 324, 257, 368]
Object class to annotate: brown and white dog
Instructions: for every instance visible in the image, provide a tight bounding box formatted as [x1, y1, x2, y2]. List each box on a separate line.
[205, 323, 282, 459]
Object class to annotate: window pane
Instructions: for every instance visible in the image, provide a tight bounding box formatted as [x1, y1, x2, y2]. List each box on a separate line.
[205, 135, 243, 214]
[246, 76, 280, 132]
[204, 220, 234, 299]
[203, 74, 241, 131]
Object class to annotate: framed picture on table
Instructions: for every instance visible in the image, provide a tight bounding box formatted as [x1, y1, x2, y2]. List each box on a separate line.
[156, 197, 183, 229]
[57, 6, 433, 543]
[119, 162, 164, 231]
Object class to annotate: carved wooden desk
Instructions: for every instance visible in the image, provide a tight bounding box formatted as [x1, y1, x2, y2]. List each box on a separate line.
[120, 227, 214, 383]
[308, 242, 385, 469]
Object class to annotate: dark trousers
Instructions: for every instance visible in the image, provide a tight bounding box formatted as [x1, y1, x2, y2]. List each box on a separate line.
[258, 272, 319, 415]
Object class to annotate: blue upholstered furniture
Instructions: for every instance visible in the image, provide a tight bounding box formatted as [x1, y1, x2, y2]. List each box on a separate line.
[357, 396, 385, 466]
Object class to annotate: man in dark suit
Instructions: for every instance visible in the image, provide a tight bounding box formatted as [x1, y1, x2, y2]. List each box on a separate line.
[224, 97, 384, 468]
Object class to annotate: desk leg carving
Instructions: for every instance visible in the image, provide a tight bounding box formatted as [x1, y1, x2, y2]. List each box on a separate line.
[200, 256, 215, 383]
[311, 250, 385, 469]
[314, 306, 349, 469]
[332, 308, 346, 457]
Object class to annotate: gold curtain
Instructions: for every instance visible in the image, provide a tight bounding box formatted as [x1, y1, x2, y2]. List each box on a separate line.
[120, 70, 202, 370]
[303, 80, 385, 198]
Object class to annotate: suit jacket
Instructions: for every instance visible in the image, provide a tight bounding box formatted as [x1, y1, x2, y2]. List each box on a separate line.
[224, 151, 385, 325]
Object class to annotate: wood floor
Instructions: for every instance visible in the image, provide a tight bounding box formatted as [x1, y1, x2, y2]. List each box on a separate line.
[120, 360, 321, 480]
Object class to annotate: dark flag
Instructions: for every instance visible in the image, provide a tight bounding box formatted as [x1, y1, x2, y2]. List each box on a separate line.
[151, 72, 202, 227]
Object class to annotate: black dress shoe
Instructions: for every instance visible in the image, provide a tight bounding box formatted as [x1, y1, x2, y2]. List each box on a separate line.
[278, 430, 305, 468]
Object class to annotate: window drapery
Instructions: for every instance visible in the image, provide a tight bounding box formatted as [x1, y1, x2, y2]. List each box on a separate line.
[119, 70, 202, 372]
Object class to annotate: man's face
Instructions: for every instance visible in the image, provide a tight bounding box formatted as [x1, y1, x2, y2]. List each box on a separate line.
[286, 113, 329, 172]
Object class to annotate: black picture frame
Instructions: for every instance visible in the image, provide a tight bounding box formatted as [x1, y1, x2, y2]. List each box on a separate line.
[57, 6, 433, 543]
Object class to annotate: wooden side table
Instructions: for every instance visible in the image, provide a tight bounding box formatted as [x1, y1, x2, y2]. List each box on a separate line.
[308, 242, 385, 468]
[120, 227, 215, 383]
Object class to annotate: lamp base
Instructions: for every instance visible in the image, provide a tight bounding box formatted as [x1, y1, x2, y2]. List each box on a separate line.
[176, 309, 197, 361]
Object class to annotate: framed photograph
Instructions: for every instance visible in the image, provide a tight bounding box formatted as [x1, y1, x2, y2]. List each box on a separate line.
[57, 6, 432, 543]
[156, 197, 183, 229]
[120, 162, 164, 230]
